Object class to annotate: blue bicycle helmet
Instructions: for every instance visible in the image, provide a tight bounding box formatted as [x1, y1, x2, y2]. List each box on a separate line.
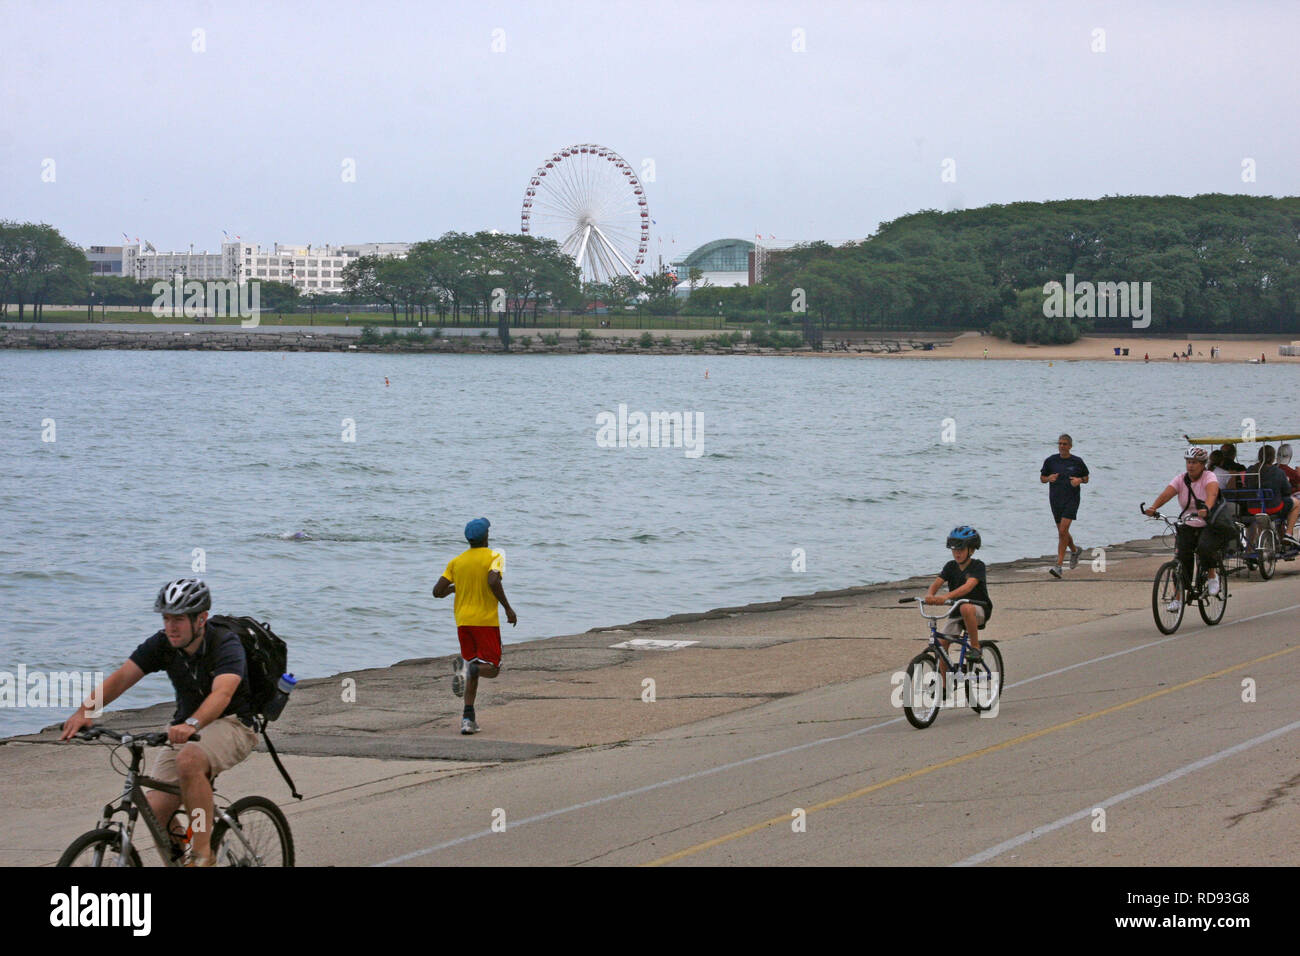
[946, 526, 981, 551]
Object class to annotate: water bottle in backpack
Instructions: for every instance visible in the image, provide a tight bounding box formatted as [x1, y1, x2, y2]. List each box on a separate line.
[262, 674, 296, 722]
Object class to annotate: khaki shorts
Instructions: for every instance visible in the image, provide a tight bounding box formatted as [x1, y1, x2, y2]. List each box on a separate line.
[148, 715, 258, 786]
[938, 604, 986, 636]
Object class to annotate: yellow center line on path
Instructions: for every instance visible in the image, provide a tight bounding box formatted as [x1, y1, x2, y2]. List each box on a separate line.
[643, 642, 1300, 866]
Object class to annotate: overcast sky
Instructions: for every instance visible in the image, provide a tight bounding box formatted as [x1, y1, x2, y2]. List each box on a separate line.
[2, 0, 1296, 260]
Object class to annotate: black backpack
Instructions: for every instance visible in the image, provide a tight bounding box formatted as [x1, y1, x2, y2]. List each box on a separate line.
[208, 615, 301, 799]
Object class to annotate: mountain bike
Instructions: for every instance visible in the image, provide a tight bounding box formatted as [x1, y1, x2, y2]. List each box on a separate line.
[57, 725, 294, 867]
[896, 597, 1003, 729]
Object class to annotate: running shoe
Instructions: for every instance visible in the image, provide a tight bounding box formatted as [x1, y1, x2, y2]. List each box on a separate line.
[1208, 577, 1220, 597]
[1069, 547, 1082, 570]
[1166, 598, 1181, 613]
[451, 656, 466, 698]
[1049, 565, 1063, 578]
[1284, 535, 1300, 548]
[460, 717, 479, 735]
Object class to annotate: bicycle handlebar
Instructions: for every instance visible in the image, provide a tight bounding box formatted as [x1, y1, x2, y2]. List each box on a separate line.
[1141, 502, 1185, 528]
[899, 596, 971, 620]
[73, 725, 200, 745]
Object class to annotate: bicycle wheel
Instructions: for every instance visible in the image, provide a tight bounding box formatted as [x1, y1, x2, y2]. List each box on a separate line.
[1257, 528, 1277, 580]
[1152, 561, 1185, 634]
[56, 828, 143, 867]
[211, 795, 294, 866]
[1198, 572, 1228, 625]
[902, 650, 942, 729]
[969, 640, 1003, 715]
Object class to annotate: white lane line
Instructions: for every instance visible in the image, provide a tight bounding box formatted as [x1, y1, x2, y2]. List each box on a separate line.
[953, 718, 1300, 867]
[374, 601, 1300, 867]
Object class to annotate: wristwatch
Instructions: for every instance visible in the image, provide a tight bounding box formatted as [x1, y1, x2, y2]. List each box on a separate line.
[185, 718, 200, 729]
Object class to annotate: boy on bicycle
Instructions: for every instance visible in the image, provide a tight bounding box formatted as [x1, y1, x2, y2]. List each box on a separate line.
[924, 526, 993, 668]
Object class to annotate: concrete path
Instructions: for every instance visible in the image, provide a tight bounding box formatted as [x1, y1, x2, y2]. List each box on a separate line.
[6, 539, 1297, 866]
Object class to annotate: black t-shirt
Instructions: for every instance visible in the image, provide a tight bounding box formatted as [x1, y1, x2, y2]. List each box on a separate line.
[940, 558, 993, 622]
[130, 620, 252, 725]
[1041, 454, 1089, 504]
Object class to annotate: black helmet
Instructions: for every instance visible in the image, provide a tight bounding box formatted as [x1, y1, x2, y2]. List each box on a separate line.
[946, 526, 981, 551]
[154, 578, 211, 615]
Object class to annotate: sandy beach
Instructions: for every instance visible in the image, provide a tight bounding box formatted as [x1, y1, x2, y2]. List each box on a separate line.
[820, 331, 1299, 363]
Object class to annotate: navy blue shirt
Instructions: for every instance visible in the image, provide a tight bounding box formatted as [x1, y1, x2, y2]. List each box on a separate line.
[940, 558, 993, 622]
[130, 620, 252, 725]
[1041, 454, 1089, 505]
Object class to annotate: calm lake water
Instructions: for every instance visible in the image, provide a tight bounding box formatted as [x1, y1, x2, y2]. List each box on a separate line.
[2, 350, 1293, 735]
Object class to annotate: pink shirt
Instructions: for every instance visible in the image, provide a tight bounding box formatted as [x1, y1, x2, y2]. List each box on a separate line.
[1167, 471, 1219, 527]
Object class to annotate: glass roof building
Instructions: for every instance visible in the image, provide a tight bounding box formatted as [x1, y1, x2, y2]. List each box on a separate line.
[668, 238, 754, 295]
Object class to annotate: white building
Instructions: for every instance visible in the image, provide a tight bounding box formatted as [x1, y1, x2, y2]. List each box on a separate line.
[121, 241, 410, 293]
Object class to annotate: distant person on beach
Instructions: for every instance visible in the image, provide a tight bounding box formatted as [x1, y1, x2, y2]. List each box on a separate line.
[432, 517, 517, 735]
[1041, 433, 1089, 578]
[59, 579, 257, 866]
[924, 526, 991, 672]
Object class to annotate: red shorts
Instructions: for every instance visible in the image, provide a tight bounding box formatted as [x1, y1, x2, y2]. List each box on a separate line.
[457, 626, 502, 668]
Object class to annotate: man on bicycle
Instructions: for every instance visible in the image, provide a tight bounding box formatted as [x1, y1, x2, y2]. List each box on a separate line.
[924, 526, 992, 669]
[60, 579, 257, 866]
[1143, 447, 1227, 610]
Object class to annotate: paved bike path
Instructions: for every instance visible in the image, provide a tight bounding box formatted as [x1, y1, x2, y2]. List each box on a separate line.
[8, 541, 1297, 866]
[314, 574, 1298, 866]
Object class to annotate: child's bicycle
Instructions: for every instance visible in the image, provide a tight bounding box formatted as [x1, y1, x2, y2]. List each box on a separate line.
[57, 725, 294, 867]
[1141, 503, 1229, 634]
[896, 597, 1003, 729]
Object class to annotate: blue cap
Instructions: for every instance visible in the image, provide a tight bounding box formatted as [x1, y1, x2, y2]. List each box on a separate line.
[465, 517, 491, 542]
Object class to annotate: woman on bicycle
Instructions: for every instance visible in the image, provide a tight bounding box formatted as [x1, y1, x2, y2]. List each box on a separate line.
[924, 526, 993, 667]
[1143, 447, 1227, 610]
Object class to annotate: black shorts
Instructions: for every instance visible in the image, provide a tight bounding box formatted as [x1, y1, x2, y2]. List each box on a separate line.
[1051, 499, 1079, 522]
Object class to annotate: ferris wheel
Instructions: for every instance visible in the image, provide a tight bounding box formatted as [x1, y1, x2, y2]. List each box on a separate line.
[520, 143, 650, 284]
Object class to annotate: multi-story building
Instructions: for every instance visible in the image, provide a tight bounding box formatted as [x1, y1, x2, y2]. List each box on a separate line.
[86, 246, 125, 276]
[118, 241, 410, 293]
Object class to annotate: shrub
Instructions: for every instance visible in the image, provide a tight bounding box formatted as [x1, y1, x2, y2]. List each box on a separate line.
[518, 335, 533, 348]
[358, 324, 381, 344]
[577, 328, 593, 344]
[638, 331, 654, 348]
[659, 334, 674, 347]
[542, 333, 560, 346]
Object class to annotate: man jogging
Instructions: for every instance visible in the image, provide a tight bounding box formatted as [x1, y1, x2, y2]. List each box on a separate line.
[60, 579, 258, 866]
[433, 517, 517, 735]
[1041, 433, 1090, 578]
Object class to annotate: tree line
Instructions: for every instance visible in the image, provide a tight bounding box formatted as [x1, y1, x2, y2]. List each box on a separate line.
[9, 195, 1299, 340]
[694, 194, 1300, 342]
[342, 232, 581, 326]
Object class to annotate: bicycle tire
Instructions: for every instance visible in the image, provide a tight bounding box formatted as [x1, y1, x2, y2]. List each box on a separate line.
[211, 795, 294, 867]
[56, 828, 143, 868]
[902, 650, 942, 729]
[1258, 528, 1277, 581]
[970, 640, 1003, 714]
[1198, 572, 1228, 626]
[1152, 561, 1185, 634]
